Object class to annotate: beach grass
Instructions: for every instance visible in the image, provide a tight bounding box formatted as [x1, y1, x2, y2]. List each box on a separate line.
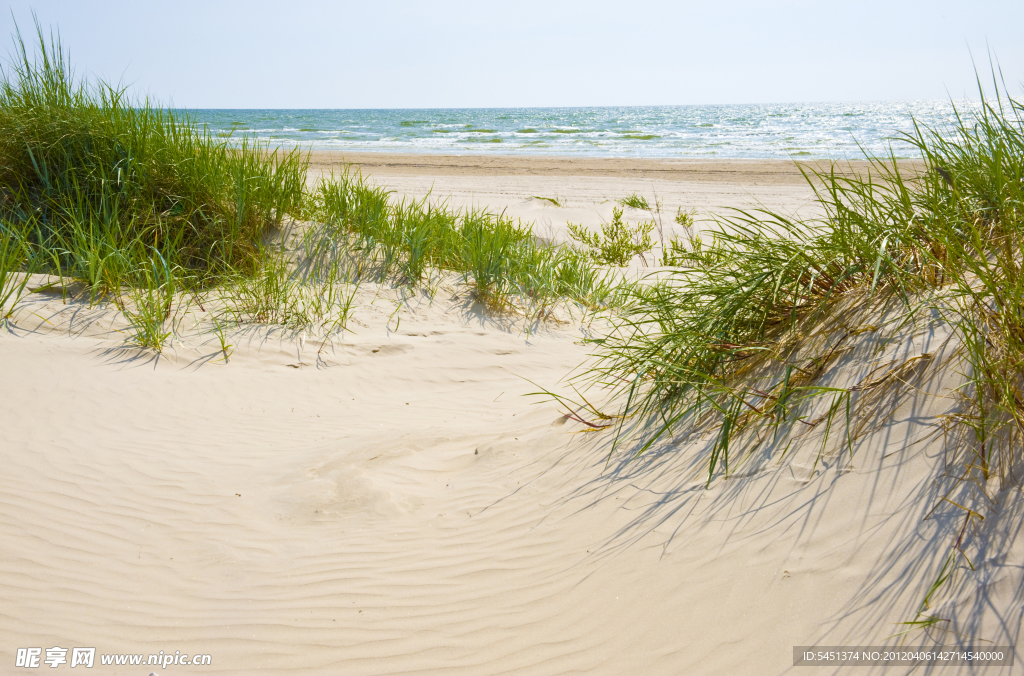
[307, 168, 621, 312]
[0, 27, 306, 287]
[121, 251, 176, 349]
[591, 85, 1022, 475]
[3, 19, 1021, 643]
[618, 193, 650, 210]
[566, 75, 1023, 628]
[0, 228, 33, 321]
[0, 23, 625, 348]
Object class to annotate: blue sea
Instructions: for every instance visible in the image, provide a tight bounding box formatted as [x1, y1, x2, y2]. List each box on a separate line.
[189, 101, 971, 160]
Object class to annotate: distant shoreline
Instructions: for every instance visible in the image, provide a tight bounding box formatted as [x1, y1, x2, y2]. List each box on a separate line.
[306, 151, 925, 186]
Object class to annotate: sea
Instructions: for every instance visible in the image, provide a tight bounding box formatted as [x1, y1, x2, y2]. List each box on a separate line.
[188, 101, 971, 160]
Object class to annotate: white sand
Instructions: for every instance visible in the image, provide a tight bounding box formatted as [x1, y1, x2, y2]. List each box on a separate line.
[1, 157, 1020, 675]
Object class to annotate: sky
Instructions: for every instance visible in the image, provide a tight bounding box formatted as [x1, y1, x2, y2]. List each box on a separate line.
[2, 0, 1023, 109]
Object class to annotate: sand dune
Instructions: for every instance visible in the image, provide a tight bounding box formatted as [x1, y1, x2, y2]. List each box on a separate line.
[1, 159, 1020, 675]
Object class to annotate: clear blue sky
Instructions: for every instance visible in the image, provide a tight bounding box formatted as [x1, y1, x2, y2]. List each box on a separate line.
[3, 0, 1023, 108]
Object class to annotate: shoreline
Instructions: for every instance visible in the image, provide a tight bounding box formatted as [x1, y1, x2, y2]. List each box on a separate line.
[306, 151, 926, 186]
[302, 152, 862, 233]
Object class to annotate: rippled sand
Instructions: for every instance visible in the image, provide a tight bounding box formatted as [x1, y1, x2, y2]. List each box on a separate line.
[2, 157, 1018, 675]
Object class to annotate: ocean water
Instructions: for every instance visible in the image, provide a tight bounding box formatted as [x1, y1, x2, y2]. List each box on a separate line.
[189, 101, 970, 159]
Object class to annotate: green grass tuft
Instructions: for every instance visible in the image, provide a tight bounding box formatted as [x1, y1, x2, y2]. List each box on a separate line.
[0, 228, 34, 321]
[569, 71, 1024, 629]
[307, 168, 620, 312]
[0, 21, 306, 295]
[618, 193, 651, 210]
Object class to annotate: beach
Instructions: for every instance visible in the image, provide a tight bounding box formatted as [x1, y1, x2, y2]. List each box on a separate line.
[306, 153, 877, 246]
[1, 153, 1020, 676]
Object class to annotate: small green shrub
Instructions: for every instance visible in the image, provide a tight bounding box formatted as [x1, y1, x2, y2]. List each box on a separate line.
[674, 207, 696, 228]
[567, 207, 655, 266]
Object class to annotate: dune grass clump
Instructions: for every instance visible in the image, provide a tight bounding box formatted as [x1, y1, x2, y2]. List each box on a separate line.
[587, 87, 1024, 473]
[567, 78, 1024, 629]
[0, 14, 636, 347]
[0, 24, 306, 329]
[0, 17, 623, 346]
[0, 15, 635, 336]
[618, 193, 651, 210]
[0, 229, 33, 321]
[307, 168, 622, 312]
[915, 100, 1024, 478]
